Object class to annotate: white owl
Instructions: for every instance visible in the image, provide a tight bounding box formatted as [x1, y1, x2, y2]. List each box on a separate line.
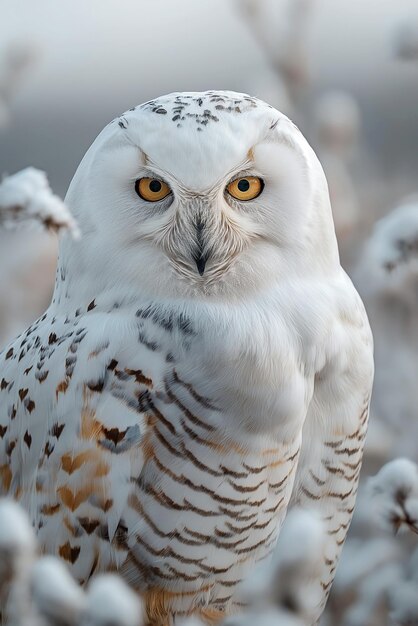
[0, 91, 373, 626]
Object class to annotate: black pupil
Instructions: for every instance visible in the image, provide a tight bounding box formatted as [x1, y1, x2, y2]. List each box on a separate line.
[237, 179, 250, 192]
[149, 179, 162, 193]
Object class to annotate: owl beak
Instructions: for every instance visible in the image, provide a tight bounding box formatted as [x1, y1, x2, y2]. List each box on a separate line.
[194, 254, 207, 276]
[193, 218, 207, 276]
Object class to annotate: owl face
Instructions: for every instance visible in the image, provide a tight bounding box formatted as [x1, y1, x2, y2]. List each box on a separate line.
[63, 92, 337, 301]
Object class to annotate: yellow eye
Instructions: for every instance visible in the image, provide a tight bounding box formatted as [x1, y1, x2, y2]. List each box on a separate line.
[226, 176, 264, 201]
[135, 177, 171, 202]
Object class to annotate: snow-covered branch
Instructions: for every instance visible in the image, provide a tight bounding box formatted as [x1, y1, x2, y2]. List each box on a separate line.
[0, 168, 79, 237]
[0, 499, 36, 626]
[390, 572, 418, 626]
[221, 509, 328, 626]
[393, 20, 418, 61]
[0, 499, 141, 626]
[234, 0, 314, 111]
[368, 458, 418, 536]
[355, 199, 418, 308]
[0, 43, 38, 129]
[368, 200, 418, 274]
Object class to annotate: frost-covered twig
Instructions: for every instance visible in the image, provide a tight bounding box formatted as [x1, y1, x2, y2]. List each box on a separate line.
[325, 463, 418, 626]
[389, 578, 418, 626]
[84, 575, 142, 626]
[0, 167, 80, 237]
[393, 20, 418, 61]
[0, 499, 37, 626]
[371, 202, 418, 275]
[313, 91, 361, 243]
[223, 608, 306, 626]
[0, 499, 142, 626]
[0, 43, 38, 129]
[356, 199, 418, 302]
[235, 0, 314, 111]
[368, 458, 418, 535]
[314, 91, 360, 158]
[223, 509, 327, 626]
[30, 557, 86, 626]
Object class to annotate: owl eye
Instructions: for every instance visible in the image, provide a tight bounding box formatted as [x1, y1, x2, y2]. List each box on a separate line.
[135, 177, 171, 202]
[226, 176, 264, 201]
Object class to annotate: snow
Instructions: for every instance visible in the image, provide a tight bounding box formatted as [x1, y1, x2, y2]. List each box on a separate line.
[0, 500, 144, 626]
[176, 619, 206, 626]
[31, 556, 86, 625]
[368, 458, 418, 534]
[236, 509, 327, 625]
[389, 579, 418, 626]
[0, 498, 37, 555]
[358, 199, 418, 298]
[314, 91, 360, 153]
[84, 575, 142, 626]
[0, 167, 80, 238]
[222, 608, 306, 626]
[0, 499, 37, 626]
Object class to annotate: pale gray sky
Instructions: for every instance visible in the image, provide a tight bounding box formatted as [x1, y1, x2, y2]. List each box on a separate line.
[1, 0, 418, 193]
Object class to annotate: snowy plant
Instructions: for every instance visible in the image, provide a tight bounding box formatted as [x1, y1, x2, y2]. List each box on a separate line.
[0, 499, 37, 626]
[389, 577, 418, 626]
[314, 91, 360, 157]
[223, 509, 328, 626]
[313, 91, 362, 250]
[368, 459, 418, 535]
[0, 167, 79, 237]
[358, 199, 418, 298]
[354, 199, 418, 460]
[235, 0, 315, 116]
[0, 43, 38, 129]
[394, 19, 418, 61]
[223, 608, 306, 626]
[0, 50, 67, 345]
[0, 169, 69, 345]
[326, 459, 418, 626]
[30, 556, 86, 626]
[0, 499, 143, 626]
[83, 576, 143, 626]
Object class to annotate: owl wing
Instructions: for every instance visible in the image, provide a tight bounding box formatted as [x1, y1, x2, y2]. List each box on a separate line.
[289, 280, 374, 622]
[0, 309, 167, 581]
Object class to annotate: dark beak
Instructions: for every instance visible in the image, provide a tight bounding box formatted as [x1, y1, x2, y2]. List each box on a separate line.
[194, 255, 207, 276]
[193, 218, 207, 276]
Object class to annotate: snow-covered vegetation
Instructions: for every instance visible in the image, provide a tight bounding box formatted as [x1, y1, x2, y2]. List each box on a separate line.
[0, 500, 141, 626]
[1, 460, 418, 626]
[0, 167, 79, 237]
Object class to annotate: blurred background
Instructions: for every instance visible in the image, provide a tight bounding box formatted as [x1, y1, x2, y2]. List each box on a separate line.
[1, 1, 418, 624]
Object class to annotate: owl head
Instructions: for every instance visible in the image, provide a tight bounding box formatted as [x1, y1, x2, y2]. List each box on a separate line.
[56, 91, 338, 306]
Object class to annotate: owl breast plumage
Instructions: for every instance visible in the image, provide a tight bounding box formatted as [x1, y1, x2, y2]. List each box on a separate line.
[0, 91, 373, 626]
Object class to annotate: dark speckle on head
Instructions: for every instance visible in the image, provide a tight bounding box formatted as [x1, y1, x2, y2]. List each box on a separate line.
[137, 91, 264, 133]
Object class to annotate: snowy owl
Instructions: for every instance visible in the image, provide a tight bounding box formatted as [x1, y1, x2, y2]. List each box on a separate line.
[0, 91, 373, 625]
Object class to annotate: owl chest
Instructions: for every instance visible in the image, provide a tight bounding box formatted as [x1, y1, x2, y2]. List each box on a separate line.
[161, 319, 312, 439]
[134, 299, 313, 436]
[128, 394, 301, 604]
